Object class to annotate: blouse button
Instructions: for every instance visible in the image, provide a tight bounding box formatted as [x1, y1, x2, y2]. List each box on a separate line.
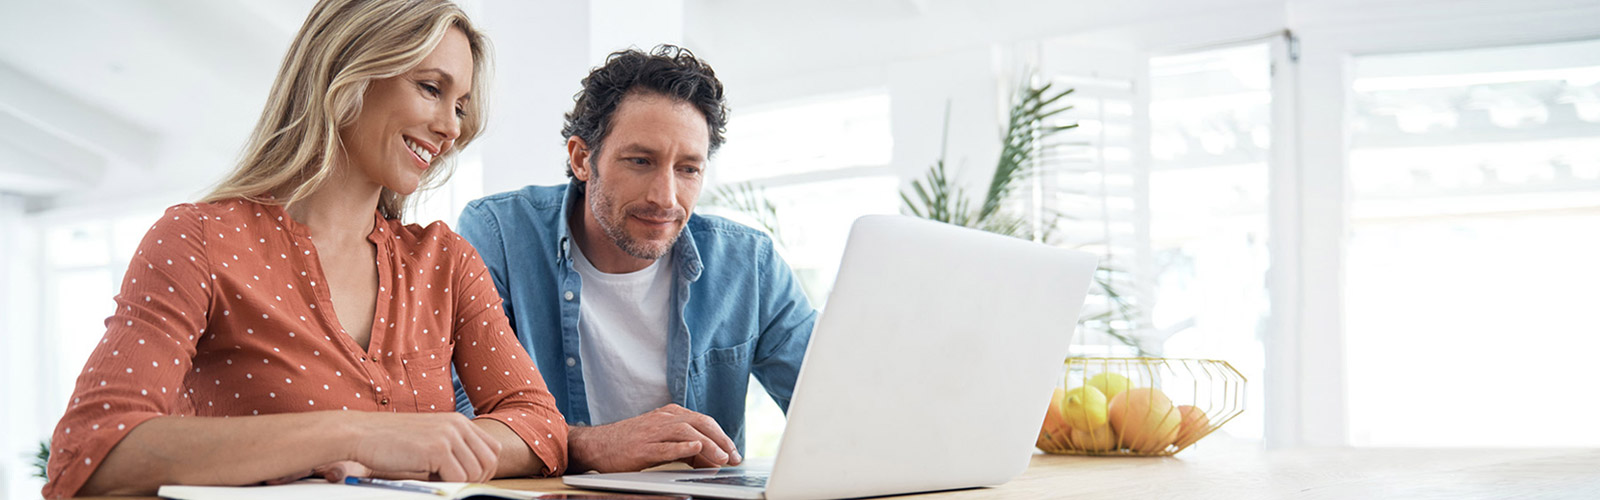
[564, 291, 575, 301]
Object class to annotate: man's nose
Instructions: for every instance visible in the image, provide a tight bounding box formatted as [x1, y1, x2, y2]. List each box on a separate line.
[643, 167, 677, 209]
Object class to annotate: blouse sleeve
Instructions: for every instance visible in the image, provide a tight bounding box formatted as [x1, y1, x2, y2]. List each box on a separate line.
[43, 205, 214, 498]
[446, 232, 570, 476]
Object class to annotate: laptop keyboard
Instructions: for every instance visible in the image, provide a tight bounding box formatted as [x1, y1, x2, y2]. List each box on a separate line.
[675, 474, 769, 488]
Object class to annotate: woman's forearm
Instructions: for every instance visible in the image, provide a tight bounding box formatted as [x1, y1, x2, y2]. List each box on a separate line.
[78, 412, 354, 496]
[474, 418, 546, 478]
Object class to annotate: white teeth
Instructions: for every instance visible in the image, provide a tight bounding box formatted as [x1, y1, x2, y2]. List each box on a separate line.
[405, 139, 434, 164]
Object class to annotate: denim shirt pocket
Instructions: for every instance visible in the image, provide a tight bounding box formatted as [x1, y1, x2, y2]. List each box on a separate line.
[687, 337, 754, 406]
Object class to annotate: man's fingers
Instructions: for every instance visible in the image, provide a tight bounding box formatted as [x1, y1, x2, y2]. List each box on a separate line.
[644, 440, 703, 466]
[679, 412, 739, 465]
[668, 422, 728, 467]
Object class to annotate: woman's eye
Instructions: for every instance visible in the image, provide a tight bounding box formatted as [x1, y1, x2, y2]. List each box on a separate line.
[455, 106, 466, 118]
[419, 82, 441, 97]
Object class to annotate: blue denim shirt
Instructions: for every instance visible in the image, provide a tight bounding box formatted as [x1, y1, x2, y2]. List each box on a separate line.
[452, 183, 816, 450]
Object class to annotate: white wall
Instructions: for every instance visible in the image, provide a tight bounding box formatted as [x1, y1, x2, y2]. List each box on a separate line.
[680, 0, 1600, 449]
[471, 0, 690, 196]
[0, 194, 41, 498]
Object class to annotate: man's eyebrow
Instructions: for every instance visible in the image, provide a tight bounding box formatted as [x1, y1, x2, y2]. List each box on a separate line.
[615, 143, 704, 163]
[615, 144, 659, 156]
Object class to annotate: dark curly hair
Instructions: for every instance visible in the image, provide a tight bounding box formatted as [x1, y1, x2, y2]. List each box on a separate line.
[562, 44, 728, 191]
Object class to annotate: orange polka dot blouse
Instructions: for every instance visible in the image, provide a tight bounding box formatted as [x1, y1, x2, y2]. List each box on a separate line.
[43, 200, 568, 498]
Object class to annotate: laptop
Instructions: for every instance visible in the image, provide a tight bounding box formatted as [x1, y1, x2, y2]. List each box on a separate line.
[563, 215, 1099, 500]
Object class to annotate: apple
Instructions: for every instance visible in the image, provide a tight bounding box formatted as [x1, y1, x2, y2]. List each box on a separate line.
[1059, 386, 1109, 431]
[1173, 405, 1211, 448]
[1085, 372, 1132, 402]
[1068, 424, 1118, 452]
[1108, 387, 1181, 453]
[1037, 388, 1072, 449]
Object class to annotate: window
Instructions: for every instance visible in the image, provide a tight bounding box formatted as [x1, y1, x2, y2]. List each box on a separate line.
[1036, 42, 1274, 440]
[43, 213, 160, 409]
[1143, 44, 1272, 440]
[1345, 38, 1600, 446]
[1037, 71, 1143, 356]
[706, 90, 898, 458]
[706, 90, 899, 305]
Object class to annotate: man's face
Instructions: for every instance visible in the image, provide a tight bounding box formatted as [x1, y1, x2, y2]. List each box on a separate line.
[574, 93, 709, 261]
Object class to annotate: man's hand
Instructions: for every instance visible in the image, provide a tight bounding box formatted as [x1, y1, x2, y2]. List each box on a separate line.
[567, 404, 742, 473]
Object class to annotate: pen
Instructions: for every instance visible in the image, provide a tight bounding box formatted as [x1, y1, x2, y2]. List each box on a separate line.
[343, 476, 450, 496]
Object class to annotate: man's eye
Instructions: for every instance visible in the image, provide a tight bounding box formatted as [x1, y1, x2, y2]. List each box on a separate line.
[627, 158, 649, 166]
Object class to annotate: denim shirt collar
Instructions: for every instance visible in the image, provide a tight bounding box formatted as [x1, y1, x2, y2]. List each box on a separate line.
[556, 181, 703, 283]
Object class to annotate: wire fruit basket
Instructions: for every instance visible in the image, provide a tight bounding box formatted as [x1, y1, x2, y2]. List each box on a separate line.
[1036, 357, 1246, 456]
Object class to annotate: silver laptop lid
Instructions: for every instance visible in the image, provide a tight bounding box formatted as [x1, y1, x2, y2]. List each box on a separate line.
[764, 215, 1097, 500]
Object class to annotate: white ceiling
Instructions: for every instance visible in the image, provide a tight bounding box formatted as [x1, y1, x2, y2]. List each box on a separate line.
[0, 0, 315, 200]
[683, 0, 1283, 84]
[4, 0, 1596, 206]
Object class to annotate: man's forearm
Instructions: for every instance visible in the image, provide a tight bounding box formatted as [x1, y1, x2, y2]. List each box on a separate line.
[564, 425, 599, 473]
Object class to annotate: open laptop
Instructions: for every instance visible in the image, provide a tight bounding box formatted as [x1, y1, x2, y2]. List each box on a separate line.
[563, 215, 1098, 500]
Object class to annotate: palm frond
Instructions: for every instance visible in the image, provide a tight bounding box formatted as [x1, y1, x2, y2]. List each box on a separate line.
[705, 182, 786, 245]
[900, 78, 1150, 356]
[34, 439, 49, 480]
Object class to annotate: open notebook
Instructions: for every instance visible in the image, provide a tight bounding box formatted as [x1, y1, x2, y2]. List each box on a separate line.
[158, 479, 688, 500]
[158, 480, 544, 500]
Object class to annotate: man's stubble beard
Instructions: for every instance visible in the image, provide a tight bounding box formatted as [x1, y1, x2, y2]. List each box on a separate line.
[587, 166, 683, 261]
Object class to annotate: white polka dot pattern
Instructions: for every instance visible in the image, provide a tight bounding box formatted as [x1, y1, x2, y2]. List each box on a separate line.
[43, 201, 568, 498]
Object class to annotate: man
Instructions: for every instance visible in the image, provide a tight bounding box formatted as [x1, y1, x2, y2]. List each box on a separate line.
[453, 45, 817, 474]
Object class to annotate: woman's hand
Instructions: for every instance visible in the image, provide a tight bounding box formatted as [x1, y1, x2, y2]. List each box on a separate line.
[343, 412, 502, 483]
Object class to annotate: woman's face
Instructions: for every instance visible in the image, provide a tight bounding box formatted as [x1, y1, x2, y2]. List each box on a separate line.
[340, 27, 473, 195]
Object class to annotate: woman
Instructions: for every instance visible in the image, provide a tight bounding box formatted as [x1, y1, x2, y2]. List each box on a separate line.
[42, 0, 566, 497]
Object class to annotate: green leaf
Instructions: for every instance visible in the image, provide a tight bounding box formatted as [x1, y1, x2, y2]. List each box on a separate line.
[899, 76, 1147, 356]
[704, 182, 786, 245]
[34, 439, 49, 480]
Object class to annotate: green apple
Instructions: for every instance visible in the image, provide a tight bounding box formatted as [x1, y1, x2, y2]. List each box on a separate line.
[1059, 386, 1109, 430]
[1086, 372, 1132, 402]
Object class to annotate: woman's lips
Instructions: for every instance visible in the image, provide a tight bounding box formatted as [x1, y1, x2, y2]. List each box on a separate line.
[407, 146, 429, 170]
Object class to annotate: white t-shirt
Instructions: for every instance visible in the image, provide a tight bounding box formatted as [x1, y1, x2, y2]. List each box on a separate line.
[571, 244, 675, 425]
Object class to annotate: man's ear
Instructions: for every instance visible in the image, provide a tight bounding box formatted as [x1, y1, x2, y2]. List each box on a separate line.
[567, 136, 592, 182]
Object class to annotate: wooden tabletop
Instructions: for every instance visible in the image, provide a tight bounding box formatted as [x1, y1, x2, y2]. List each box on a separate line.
[79, 439, 1600, 499]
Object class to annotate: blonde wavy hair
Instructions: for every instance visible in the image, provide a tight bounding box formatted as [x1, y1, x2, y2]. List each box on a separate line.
[203, 0, 488, 220]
